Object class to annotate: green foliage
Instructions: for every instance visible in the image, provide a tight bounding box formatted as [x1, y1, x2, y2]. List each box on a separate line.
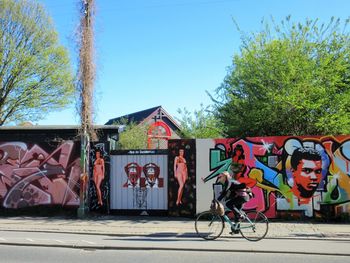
[212, 16, 350, 137]
[176, 104, 225, 138]
[0, 0, 74, 125]
[115, 119, 149, 149]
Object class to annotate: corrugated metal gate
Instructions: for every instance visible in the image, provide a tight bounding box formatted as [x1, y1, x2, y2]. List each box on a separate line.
[110, 150, 168, 211]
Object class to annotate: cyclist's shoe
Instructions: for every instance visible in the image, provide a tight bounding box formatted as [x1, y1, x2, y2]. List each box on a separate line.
[230, 226, 240, 235]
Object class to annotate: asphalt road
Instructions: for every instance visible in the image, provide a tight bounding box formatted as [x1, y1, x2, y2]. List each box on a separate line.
[0, 230, 349, 256]
[0, 245, 349, 263]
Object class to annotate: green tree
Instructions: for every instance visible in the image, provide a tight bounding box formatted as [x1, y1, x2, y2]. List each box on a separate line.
[176, 104, 225, 138]
[212, 16, 350, 137]
[117, 121, 149, 149]
[0, 0, 74, 125]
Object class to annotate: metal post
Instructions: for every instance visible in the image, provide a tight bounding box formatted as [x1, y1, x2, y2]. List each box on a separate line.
[78, 132, 90, 218]
[77, 0, 95, 218]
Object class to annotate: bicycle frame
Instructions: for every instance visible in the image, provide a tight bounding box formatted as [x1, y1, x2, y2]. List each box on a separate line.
[222, 206, 255, 231]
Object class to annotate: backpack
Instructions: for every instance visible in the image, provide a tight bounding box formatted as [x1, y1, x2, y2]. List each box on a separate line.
[210, 199, 225, 216]
[235, 187, 254, 201]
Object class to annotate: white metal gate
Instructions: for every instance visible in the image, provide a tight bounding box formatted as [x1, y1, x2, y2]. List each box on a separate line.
[110, 150, 168, 210]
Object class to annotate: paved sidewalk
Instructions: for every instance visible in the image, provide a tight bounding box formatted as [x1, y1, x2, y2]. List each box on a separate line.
[0, 215, 349, 240]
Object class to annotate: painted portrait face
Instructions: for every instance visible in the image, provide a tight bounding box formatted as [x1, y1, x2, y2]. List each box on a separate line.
[235, 148, 242, 156]
[179, 149, 184, 156]
[125, 163, 141, 187]
[292, 159, 322, 198]
[96, 151, 101, 158]
[143, 163, 160, 187]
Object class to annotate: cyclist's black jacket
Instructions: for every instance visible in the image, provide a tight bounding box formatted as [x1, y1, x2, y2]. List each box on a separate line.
[217, 179, 247, 202]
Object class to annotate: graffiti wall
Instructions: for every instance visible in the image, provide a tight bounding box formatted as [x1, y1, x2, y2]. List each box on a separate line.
[168, 139, 196, 217]
[89, 142, 110, 212]
[197, 136, 350, 219]
[110, 150, 168, 213]
[0, 141, 80, 209]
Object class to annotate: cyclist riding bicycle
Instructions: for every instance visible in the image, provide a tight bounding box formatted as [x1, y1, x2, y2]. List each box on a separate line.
[215, 171, 252, 232]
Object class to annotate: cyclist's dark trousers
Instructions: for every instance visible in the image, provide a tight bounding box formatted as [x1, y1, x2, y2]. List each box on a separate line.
[226, 196, 247, 222]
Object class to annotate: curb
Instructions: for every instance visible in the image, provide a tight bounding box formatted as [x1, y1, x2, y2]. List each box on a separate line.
[1, 227, 350, 241]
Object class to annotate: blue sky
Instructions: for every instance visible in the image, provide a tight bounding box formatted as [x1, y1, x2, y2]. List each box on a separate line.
[37, 0, 350, 125]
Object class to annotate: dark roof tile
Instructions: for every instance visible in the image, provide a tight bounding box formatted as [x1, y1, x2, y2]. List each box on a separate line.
[105, 106, 161, 125]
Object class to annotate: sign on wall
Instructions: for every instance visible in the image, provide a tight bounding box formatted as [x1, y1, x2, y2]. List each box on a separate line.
[110, 150, 168, 212]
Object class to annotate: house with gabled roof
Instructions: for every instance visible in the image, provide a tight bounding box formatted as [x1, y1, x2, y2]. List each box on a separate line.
[105, 106, 181, 149]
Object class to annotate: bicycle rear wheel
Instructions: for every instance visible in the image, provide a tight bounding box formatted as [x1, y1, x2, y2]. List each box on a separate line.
[195, 210, 224, 240]
[239, 211, 268, 241]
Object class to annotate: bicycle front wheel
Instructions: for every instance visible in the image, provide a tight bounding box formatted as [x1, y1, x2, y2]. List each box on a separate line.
[239, 211, 268, 241]
[195, 210, 224, 240]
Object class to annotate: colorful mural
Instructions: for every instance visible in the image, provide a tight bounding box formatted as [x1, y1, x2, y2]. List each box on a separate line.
[110, 150, 168, 212]
[89, 143, 110, 212]
[200, 136, 350, 219]
[0, 141, 80, 209]
[168, 139, 196, 217]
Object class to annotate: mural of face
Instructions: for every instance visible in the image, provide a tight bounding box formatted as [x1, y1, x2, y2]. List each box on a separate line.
[143, 163, 160, 188]
[179, 149, 184, 156]
[124, 163, 141, 188]
[292, 159, 322, 198]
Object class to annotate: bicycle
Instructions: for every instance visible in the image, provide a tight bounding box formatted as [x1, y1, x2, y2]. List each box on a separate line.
[195, 205, 269, 241]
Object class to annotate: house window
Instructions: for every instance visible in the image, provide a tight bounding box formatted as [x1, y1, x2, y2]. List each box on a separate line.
[147, 121, 171, 149]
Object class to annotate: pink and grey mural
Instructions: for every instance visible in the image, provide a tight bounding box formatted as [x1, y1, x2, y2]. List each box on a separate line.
[197, 136, 350, 219]
[0, 141, 80, 209]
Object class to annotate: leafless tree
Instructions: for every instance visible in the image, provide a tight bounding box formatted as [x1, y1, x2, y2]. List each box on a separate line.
[77, 0, 96, 140]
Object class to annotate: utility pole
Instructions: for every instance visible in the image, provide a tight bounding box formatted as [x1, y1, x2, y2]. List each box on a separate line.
[77, 0, 96, 218]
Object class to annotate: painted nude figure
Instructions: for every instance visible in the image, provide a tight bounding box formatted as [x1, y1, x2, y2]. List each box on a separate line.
[93, 150, 105, 206]
[174, 149, 188, 206]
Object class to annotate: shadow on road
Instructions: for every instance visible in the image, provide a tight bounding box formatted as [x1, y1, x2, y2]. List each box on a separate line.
[103, 232, 205, 242]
